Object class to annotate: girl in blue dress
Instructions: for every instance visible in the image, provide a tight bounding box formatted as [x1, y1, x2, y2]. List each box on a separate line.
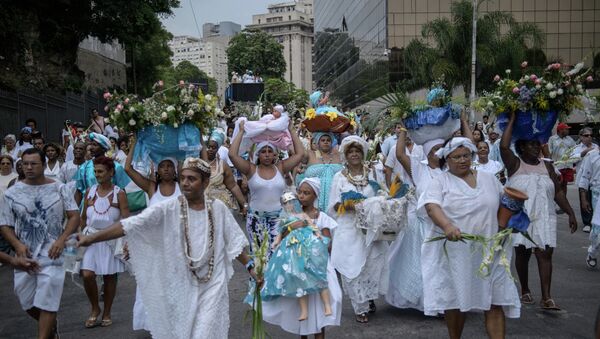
[262, 178, 332, 321]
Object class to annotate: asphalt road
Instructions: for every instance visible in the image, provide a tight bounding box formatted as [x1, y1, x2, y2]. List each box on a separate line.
[1, 186, 599, 338]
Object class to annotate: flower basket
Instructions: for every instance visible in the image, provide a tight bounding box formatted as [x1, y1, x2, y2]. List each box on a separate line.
[133, 122, 201, 166]
[403, 105, 461, 145]
[497, 110, 557, 143]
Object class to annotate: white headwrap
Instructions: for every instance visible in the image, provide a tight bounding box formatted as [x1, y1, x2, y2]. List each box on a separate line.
[253, 141, 277, 165]
[4, 134, 16, 142]
[422, 138, 445, 157]
[434, 137, 477, 159]
[157, 157, 178, 174]
[299, 177, 321, 198]
[339, 135, 369, 160]
[273, 104, 285, 113]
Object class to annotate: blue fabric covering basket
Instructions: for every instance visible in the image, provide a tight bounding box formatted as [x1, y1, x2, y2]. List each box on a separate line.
[497, 110, 557, 143]
[133, 122, 202, 166]
[403, 104, 461, 145]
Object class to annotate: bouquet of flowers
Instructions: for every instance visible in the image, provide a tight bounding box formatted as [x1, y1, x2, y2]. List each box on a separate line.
[105, 80, 218, 133]
[476, 61, 594, 142]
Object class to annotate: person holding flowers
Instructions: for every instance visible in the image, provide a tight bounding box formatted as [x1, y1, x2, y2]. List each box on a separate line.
[500, 112, 577, 310]
[420, 137, 520, 338]
[328, 135, 387, 323]
[229, 119, 305, 257]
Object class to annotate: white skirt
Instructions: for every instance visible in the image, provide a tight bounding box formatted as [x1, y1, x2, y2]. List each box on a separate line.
[262, 260, 342, 335]
[133, 285, 150, 331]
[81, 241, 125, 275]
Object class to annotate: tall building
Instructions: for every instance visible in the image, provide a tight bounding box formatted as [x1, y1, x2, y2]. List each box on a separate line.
[314, 0, 600, 108]
[247, 0, 314, 91]
[168, 36, 229, 100]
[203, 21, 241, 41]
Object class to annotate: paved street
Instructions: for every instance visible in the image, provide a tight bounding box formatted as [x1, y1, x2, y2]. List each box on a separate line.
[1, 185, 599, 338]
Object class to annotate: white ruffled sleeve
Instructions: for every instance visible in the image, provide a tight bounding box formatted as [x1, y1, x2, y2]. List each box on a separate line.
[214, 199, 249, 280]
[121, 199, 169, 238]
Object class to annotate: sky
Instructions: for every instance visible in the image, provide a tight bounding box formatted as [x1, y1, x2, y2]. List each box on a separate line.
[161, 0, 274, 38]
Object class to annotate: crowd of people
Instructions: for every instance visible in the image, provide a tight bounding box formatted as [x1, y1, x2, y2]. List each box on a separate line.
[0, 104, 599, 339]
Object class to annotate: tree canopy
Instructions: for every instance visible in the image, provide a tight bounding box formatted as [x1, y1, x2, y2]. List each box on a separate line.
[158, 61, 218, 95]
[0, 0, 179, 92]
[403, 0, 545, 96]
[262, 78, 308, 109]
[226, 29, 286, 79]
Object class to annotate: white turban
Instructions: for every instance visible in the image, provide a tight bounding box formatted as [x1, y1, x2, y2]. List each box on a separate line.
[340, 135, 369, 161]
[422, 138, 445, 157]
[434, 137, 477, 159]
[273, 104, 285, 113]
[253, 141, 277, 165]
[299, 177, 321, 198]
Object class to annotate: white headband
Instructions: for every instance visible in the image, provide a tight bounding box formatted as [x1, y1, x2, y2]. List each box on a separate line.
[434, 137, 477, 159]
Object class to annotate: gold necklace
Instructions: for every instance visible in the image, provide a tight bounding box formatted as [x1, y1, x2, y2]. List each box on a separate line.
[180, 196, 215, 283]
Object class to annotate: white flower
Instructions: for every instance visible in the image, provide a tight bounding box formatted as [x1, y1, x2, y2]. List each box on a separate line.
[557, 88, 563, 95]
[128, 119, 136, 126]
[129, 107, 136, 113]
[296, 288, 305, 297]
[161, 112, 168, 120]
[505, 69, 511, 74]
[523, 75, 530, 81]
[167, 105, 175, 112]
[204, 94, 212, 101]
[173, 122, 179, 128]
[205, 105, 212, 112]
[487, 101, 494, 108]
[113, 110, 120, 116]
[546, 83, 554, 90]
[186, 109, 194, 117]
[535, 84, 542, 89]
[549, 91, 557, 98]
[576, 84, 583, 91]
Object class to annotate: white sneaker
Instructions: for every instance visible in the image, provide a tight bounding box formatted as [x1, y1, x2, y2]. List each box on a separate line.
[582, 225, 591, 233]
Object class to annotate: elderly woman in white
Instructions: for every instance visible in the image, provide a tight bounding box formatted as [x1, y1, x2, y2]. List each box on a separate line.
[419, 137, 520, 339]
[328, 136, 388, 324]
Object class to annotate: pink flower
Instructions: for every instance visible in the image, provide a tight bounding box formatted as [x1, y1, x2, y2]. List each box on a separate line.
[189, 84, 195, 89]
[103, 92, 111, 100]
[104, 105, 109, 112]
[553, 63, 561, 70]
[158, 80, 164, 87]
[521, 61, 528, 68]
[116, 104, 124, 111]
[586, 76, 593, 82]
[493, 75, 501, 82]
[124, 98, 130, 105]
[512, 87, 520, 94]
[535, 79, 542, 85]
[530, 74, 537, 81]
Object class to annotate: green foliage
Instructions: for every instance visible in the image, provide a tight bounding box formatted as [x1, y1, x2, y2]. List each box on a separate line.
[0, 0, 179, 92]
[158, 61, 218, 95]
[262, 78, 308, 110]
[227, 29, 286, 79]
[403, 0, 545, 97]
[127, 26, 173, 97]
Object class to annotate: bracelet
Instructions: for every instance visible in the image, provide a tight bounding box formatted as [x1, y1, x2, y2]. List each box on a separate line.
[245, 259, 255, 272]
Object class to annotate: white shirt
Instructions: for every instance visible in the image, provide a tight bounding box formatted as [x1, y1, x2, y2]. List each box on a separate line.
[572, 142, 599, 167]
[548, 135, 576, 169]
[380, 135, 398, 159]
[384, 144, 424, 187]
[577, 150, 600, 191]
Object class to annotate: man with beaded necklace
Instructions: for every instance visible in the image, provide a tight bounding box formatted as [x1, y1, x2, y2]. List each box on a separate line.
[77, 157, 258, 338]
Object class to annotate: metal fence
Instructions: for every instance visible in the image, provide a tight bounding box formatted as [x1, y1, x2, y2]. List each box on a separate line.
[0, 89, 105, 143]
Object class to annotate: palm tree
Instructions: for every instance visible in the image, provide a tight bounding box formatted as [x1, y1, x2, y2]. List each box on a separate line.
[403, 0, 545, 97]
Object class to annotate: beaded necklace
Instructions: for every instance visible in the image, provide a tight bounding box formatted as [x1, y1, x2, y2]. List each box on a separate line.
[180, 196, 215, 283]
[342, 163, 369, 188]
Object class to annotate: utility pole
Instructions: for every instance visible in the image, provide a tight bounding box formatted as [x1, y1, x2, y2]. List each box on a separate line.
[469, 0, 478, 122]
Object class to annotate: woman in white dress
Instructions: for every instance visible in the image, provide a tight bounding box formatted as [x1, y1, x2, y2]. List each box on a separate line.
[43, 143, 63, 183]
[328, 135, 388, 323]
[262, 178, 342, 338]
[80, 156, 130, 328]
[385, 129, 445, 311]
[0, 155, 18, 196]
[472, 141, 505, 184]
[420, 137, 520, 338]
[124, 135, 181, 331]
[500, 112, 577, 310]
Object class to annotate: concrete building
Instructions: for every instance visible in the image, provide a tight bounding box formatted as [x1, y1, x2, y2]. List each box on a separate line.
[203, 21, 241, 41]
[77, 37, 127, 90]
[168, 35, 229, 99]
[314, 0, 600, 108]
[247, 0, 314, 91]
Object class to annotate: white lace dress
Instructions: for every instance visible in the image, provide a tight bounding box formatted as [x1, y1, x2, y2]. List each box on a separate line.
[122, 198, 248, 339]
[261, 212, 342, 335]
[419, 171, 520, 318]
[506, 160, 557, 248]
[328, 171, 389, 315]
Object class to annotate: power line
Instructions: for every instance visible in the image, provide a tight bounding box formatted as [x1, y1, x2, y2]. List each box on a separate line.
[189, 0, 203, 38]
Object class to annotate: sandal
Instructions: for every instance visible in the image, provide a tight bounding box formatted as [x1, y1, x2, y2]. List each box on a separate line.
[368, 300, 376, 314]
[84, 315, 99, 328]
[355, 313, 369, 323]
[101, 319, 113, 327]
[586, 255, 597, 269]
[540, 298, 561, 311]
[520, 293, 534, 305]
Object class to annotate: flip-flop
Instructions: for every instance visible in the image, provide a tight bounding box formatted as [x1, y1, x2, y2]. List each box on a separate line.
[540, 298, 561, 311]
[101, 319, 113, 327]
[520, 293, 534, 305]
[84, 315, 99, 328]
[355, 312, 369, 323]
